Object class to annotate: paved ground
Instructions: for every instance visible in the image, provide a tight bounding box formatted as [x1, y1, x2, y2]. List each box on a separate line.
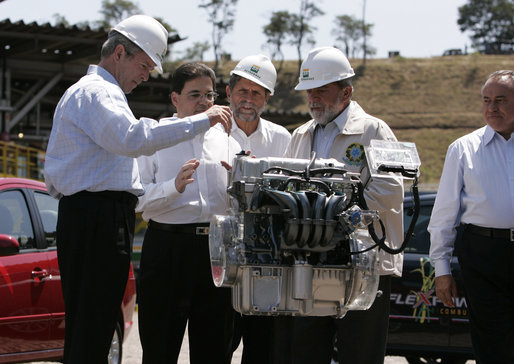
[31, 310, 476, 364]
[122, 311, 408, 364]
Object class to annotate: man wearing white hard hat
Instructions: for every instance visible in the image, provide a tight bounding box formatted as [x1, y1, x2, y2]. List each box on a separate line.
[44, 15, 232, 364]
[226, 54, 291, 363]
[226, 54, 291, 157]
[282, 46, 404, 364]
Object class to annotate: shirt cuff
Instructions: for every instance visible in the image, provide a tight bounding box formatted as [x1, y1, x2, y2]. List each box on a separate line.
[433, 259, 452, 277]
[163, 178, 179, 197]
[190, 113, 210, 134]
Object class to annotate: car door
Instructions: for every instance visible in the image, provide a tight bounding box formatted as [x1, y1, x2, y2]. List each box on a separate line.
[32, 189, 65, 346]
[0, 187, 60, 355]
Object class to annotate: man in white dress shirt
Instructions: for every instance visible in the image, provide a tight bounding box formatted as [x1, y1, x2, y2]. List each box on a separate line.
[136, 62, 241, 364]
[428, 70, 514, 363]
[225, 55, 292, 364]
[44, 16, 231, 364]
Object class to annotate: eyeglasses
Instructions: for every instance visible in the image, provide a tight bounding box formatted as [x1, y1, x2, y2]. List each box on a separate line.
[185, 91, 219, 101]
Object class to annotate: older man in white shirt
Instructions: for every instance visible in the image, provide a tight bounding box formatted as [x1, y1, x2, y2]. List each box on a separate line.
[226, 54, 291, 158]
[44, 16, 231, 364]
[224, 54, 292, 364]
[428, 70, 514, 363]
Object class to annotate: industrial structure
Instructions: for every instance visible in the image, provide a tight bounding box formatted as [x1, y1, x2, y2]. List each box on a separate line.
[0, 18, 184, 179]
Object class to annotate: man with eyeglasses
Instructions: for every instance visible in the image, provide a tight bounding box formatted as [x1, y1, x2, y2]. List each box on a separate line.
[135, 62, 241, 364]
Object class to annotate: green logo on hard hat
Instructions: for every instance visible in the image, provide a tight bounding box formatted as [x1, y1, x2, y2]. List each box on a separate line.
[250, 65, 260, 74]
[302, 69, 310, 79]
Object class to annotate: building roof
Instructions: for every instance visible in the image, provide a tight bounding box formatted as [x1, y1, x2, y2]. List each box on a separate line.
[0, 18, 182, 65]
[0, 18, 307, 150]
[0, 18, 183, 148]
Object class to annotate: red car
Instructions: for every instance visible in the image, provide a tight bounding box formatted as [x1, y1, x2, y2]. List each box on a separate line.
[0, 177, 136, 364]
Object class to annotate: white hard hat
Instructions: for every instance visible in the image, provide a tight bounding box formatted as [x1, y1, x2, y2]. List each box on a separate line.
[113, 15, 168, 74]
[295, 47, 355, 90]
[230, 54, 277, 95]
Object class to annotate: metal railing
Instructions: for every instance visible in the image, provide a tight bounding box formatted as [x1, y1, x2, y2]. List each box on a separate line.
[0, 141, 45, 181]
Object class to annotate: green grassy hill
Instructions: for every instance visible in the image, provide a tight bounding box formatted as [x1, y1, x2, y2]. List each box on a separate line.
[212, 54, 513, 188]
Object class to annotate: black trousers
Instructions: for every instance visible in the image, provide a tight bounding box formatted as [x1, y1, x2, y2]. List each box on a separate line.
[56, 191, 136, 364]
[458, 227, 514, 364]
[271, 275, 391, 364]
[137, 225, 237, 364]
[239, 315, 283, 364]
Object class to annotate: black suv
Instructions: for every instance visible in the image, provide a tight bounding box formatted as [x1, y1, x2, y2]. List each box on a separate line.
[386, 192, 474, 364]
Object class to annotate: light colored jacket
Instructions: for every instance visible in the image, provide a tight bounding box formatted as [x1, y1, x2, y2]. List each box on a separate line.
[285, 101, 405, 276]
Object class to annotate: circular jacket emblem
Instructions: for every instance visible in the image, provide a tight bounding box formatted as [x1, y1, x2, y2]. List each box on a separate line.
[344, 143, 365, 166]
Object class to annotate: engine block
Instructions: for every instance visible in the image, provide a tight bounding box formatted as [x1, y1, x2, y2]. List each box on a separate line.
[209, 155, 381, 318]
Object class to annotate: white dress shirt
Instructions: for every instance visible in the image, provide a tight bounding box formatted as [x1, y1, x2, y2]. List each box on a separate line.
[230, 117, 291, 157]
[136, 122, 241, 224]
[428, 125, 514, 276]
[44, 65, 210, 199]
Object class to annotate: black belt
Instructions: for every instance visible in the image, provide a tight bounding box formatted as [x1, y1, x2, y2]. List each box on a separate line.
[465, 224, 514, 242]
[148, 220, 210, 235]
[71, 190, 138, 206]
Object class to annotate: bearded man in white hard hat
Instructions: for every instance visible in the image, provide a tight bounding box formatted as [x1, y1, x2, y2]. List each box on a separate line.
[226, 54, 291, 157]
[225, 55, 291, 363]
[44, 15, 232, 364]
[282, 46, 404, 364]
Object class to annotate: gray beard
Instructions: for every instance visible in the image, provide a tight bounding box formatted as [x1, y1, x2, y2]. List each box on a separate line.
[233, 102, 265, 123]
[309, 108, 340, 126]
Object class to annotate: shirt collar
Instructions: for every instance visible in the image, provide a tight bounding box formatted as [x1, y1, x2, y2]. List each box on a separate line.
[88, 65, 119, 87]
[483, 124, 504, 146]
[231, 116, 263, 137]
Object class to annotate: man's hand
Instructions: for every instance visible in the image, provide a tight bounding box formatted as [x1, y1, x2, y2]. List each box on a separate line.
[220, 151, 252, 170]
[175, 159, 199, 193]
[220, 161, 232, 171]
[435, 274, 458, 307]
[206, 105, 232, 134]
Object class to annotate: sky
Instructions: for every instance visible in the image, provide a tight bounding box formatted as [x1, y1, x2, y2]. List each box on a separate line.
[0, 0, 472, 61]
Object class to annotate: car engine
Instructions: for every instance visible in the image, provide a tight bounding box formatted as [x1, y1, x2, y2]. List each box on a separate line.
[209, 141, 420, 318]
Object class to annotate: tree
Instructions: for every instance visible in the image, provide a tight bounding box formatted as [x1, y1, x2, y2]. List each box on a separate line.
[199, 0, 239, 72]
[458, 0, 514, 54]
[332, 15, 375, 59]
[97, 0, 142, 28]
[52, 13, 70, 27]
[263, 11, 293, 72]
[288, 0, 324, 73]
[153, 17, 177, 34]
[180, 41, 211, 61]
[332, 15, 360, 58]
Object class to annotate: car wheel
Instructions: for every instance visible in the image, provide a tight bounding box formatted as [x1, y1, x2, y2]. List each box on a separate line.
[108, 321, 123, 364]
